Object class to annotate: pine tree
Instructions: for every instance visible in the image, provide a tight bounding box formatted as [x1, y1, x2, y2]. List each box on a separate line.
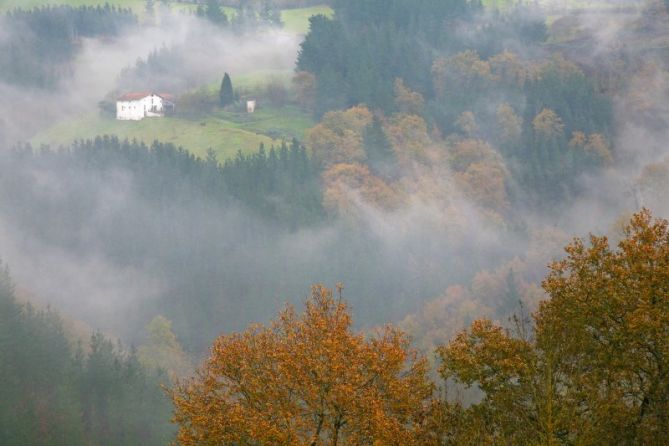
[363, 116, 397, 179]
[219, 73, 234, 107]
[259, 0, 282, 27]
[205, 0, 228, 26]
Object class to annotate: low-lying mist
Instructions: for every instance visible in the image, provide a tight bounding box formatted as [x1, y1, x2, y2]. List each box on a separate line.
[0, 10, 299, 144]
[1, 1, 668, 358]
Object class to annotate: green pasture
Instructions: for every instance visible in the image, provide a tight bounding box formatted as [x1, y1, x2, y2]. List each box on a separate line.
[31, 105, 313, 161]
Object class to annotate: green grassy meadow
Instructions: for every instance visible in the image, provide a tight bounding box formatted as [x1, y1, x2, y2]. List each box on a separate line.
[0, 0, 333, 32]
[2, 0, 325, 160]
[281, 5, 333, 34]
[32, 105, 314, 161]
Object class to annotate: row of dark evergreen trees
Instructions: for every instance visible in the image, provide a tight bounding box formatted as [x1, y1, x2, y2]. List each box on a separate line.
[0, 5, 137, 89]
[9, 136, 322, 227]
[0, 264, 174, 445]
[0, 135, 426, 352]
[195, 0, 282, 28]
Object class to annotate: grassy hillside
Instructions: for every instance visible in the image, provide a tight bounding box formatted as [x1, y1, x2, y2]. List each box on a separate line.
[32, 105, 314, 161]
[0, 0, 333, 33]
[281, 5, 334, 34]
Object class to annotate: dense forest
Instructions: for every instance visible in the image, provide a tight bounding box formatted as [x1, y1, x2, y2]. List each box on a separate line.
[0, 5, 137, 89]
[0, 264, 174, 445]
[1, 0, 669, 444]
[298, 0, 612, 204]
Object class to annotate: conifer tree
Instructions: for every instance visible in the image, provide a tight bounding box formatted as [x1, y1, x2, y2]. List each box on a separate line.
[219, 72, 234, 107]
[205, 0, 228, 26]
[363, 115, 397, 179]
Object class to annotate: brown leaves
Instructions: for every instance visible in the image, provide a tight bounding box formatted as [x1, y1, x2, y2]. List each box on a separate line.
[385, 114, 432, 166]
[432, 51, 493, 100]
[394, 78, 425, 115]
[496, 103, 522, 144]
[538, 209, 669, 442]
[306, 106, 373, 168]
[172, 285, 433, 445]
[450, 139, 510, 213]
[570, 131, 613, 165]
[437, 210, 669, 444]
[322, 162, 401, 215]
[532, 108, 564, 139]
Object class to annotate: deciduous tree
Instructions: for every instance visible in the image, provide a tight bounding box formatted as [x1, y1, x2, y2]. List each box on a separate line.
[438, 210, 669, 444]
[172, 285, 433, 445]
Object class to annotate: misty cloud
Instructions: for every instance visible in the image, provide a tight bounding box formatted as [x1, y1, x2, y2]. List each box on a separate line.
[1, 1, 669, 358]
[0, 10, 299, 144]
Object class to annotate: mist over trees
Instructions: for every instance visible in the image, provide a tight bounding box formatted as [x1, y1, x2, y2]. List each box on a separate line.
[171, 210, 669, 444]
[0, 5, 137, 89]
[0, 264, 174, 445]
[298, 1, 611, 206]
[2, 0, 669, 443]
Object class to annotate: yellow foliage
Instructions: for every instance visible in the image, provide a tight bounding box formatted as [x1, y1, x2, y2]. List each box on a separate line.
[455, 111, 478, 137]
[306, 106, 373, 167]
[496, 103, 522, 143]
[432, 51, 493, 99]
[137, 315, 192, 379]
[440, 210, 669, 444]
[394, 78, 425, 115]
[568, 130, 587, 148]
[385, 114, 432, 166]
[569, 131, 613, 165]
[322, 162, 400, 215]
[488, 51, 527, 87]
[584, 133, 612, 165]
[171, 285, 433, 445]
[532, 108, 564, 139]
[449, 139, 509, 213]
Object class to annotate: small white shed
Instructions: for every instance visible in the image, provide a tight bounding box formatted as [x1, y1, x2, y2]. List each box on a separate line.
[246, 99, 256, 114]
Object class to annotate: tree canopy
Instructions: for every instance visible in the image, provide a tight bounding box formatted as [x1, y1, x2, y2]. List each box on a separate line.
[439, 209, 669, 444]
[172, 285, 433, 445]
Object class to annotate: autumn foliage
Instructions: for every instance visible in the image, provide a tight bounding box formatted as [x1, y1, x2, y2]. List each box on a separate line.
[172, 211, 669, 445]
[172, 285, 432, 445]
[440, 209, 669, 444]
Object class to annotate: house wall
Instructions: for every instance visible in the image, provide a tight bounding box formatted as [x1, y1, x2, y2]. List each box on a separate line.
[117, 100, 143, 120]
[116, 95, 165, 121]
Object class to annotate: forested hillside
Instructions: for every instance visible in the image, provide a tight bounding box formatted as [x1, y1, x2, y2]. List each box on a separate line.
[0, 5, 136, 88]
[0, 264, 174, 445]
[1, 0, 669, 444]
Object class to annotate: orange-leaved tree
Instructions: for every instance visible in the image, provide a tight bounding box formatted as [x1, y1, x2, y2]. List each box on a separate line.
[439, 209, 669, 445]
[171, 285, 433, 445]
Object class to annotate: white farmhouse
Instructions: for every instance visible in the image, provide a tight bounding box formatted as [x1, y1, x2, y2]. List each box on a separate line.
[116, 92, 175, 121]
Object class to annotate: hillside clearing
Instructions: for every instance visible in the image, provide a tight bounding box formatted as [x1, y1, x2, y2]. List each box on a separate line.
[0, 0, 333, 33]
[31, 106, 314, 161]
